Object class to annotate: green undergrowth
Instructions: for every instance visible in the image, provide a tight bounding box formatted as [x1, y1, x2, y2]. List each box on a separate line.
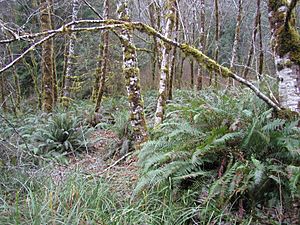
[1, 88, 299, 224]
[137, 88, 300, 224]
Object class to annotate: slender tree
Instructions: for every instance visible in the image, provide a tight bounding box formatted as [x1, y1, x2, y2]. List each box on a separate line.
[244, 0, 262, 79]
[154, 0, 176, 126]
[0, 72, 7, 112]
[268, 0, 300, 112]
[117, 0, 148, 147]
[229, 0, 243, 86]
[196, 0, 206, 91]
[257, 0, 264, 78]
[149, 2, 160, 86]
[94, 0, 110, 112]
[168, 1, 179, 100]
[62, 0, 80, 106]
[40, 0, 55, 112]
[212, 0, 220, 86]
[6, 43, 21, 112]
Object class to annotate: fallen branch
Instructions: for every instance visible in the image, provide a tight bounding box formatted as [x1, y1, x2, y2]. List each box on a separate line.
[89, 152, 133, 177]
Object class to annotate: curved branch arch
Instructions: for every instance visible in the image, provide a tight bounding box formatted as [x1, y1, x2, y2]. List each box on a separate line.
[0, 19, 282, 111]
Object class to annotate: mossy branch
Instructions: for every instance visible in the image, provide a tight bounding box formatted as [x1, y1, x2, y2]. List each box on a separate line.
[0, 19, 282, 112]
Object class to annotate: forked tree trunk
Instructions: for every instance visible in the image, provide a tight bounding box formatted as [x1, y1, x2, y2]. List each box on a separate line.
[117, 0, 148, 147]
[40, 0, 55, 112]
[268, 0, 300, 112]
[94, 0, 110, 112]
[154, 0, 176, 126]
[62, 0, 80, 106]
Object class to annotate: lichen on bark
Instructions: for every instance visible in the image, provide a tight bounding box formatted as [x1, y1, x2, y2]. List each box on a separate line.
[268, 0, 300, 112]
[40, 0, 55, 112]
[154, 0, 176, 126]
[117, 0, 148, 148]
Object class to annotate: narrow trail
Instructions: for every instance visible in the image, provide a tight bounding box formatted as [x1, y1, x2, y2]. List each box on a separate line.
[49, 129, 139, 199]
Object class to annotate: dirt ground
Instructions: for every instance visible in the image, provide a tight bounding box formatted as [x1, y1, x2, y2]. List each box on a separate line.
[49, 130, 139, 199]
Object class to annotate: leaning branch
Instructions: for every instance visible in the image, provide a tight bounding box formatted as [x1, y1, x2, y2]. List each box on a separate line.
[0, 19, 282, 111]
[132, 22, 282, 111]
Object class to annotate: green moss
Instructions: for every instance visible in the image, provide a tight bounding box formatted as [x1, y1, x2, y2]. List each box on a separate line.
[277, 108, 300, 120]
[277, 24, 300, 66]
[180, 44, 231, 77]
[123, 67, 140, 77]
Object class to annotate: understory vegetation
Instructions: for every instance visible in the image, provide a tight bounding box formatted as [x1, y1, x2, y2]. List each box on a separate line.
[1, 89, 299, 224]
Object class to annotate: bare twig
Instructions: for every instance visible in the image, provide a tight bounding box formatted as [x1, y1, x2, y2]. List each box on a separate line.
[90, 152, 133, 177]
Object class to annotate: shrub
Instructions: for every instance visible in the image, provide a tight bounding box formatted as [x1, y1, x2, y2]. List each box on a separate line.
[136, 89, 300, 224]
[33, 113, 91, 156]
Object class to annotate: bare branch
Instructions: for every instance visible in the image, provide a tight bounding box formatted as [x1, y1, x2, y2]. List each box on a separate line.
[0, 19, 281, 111]
[0, 24, 124, 74]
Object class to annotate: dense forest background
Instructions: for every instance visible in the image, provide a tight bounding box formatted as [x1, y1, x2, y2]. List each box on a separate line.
[0, 0, 300, 224]
[2, 0, 299, 99]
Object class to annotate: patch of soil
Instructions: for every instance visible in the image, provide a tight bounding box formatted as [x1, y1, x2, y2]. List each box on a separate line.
[49, 129, 139, 199]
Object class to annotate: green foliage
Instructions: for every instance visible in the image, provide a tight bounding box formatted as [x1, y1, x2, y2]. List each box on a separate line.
[1, 90, 299, 224]
[0, 173, 118, 225]
[110, 109, 132, 139]
[137, 89, 300, 224]
[33, 113, 91, 156]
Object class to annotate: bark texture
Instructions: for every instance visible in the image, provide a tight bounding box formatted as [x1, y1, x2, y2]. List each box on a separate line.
[40, 0, 55, 112]
[117, 0, 148, 147]
[149, 2, 160, 85]
[94, 0, 110, 112]
[212, 0, 220, 86]
[268, 0, 300, 112]
[62, 0, 80, 106]
[229, 0, 243, 80]
[196, 0, 206, 91]
[0, 74, 7, 112]
[154, 0, 176, 126]
[244, 0, 263, 79]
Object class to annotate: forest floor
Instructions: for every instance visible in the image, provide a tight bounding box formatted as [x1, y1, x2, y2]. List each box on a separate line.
[49, 130, 139, 200]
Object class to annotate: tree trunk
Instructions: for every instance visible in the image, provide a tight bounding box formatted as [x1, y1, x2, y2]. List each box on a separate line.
[190, 59, 194, 88]
[267, 0, 300, 112]
[257, 3, 264, 79]
[154, 0, 176, 126]
[95, 0, 110, 112]
[196, 0, 206, 91]
[0, 75, 7, 112]
[6, 43, 21, 112]
[229, 0, 243, 86]
[117, 0, 148, 147]
[212, 0, 220, 87]
[178, 55, 185, 89]
[62, 0, 80, 106]
[168, 2, 179, 100]
[244, 0, 262, 79]
[149, 2, 159, 86]
[40, 0, 55, 112]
